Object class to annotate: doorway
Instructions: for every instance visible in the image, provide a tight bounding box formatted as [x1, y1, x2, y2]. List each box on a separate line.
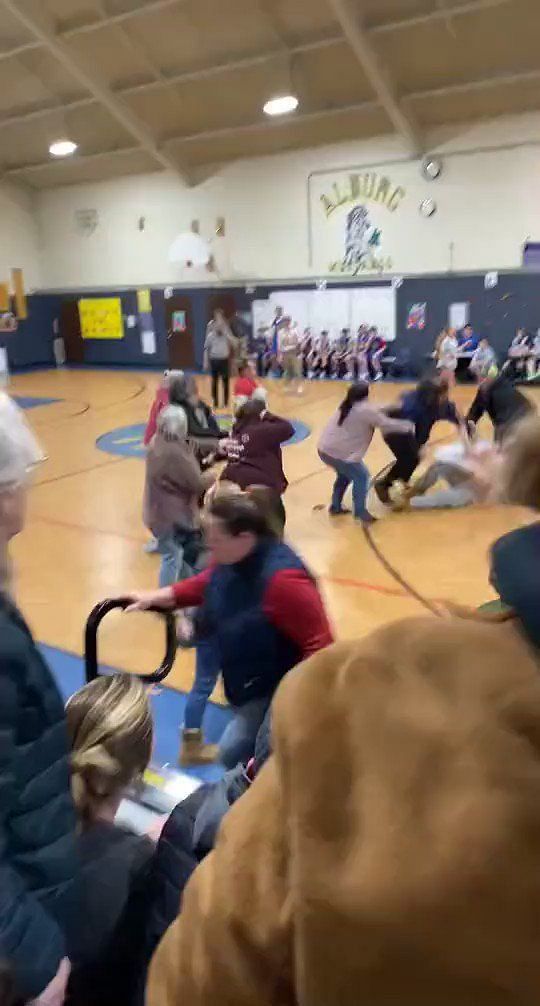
[166, 296, 195, 369]
[59, 300, 85, 364]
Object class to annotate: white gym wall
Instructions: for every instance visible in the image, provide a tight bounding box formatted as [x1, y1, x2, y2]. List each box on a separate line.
[6, 110, 540, 291]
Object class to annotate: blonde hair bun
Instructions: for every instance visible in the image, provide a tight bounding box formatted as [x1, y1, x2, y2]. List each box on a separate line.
[66, 675, 153, 824]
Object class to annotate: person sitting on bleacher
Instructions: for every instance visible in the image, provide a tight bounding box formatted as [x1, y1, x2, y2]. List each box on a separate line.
[66, 674, 155, 1006]
[147, 599, 540, 1006]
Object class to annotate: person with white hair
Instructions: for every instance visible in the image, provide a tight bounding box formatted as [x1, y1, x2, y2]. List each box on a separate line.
[0, 394, 79, 1006]
[144, 405, 215, 587]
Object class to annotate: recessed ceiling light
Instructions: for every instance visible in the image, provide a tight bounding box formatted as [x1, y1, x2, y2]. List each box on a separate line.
[263, 95, 299, 117]
[49, 139, 78, 158]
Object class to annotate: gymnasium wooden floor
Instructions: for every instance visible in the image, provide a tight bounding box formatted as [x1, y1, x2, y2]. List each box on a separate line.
[11, 368, 538, 698]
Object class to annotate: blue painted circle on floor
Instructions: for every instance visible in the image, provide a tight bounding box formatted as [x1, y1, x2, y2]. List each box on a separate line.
[96, 416, 310, 459]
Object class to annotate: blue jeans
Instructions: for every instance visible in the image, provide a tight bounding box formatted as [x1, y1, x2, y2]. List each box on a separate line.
[319, 451, 370, 519]
[184, 637, 221, 731]
[218, 696, 271, 770]
[157, 528, 203, 588]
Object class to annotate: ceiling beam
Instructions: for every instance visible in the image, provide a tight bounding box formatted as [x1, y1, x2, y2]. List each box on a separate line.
[4, 100, 380, 174]
[0, 0, 510, 64]
[4, 145, 142, 175]
[4, 59, 539, 175]
[328, 0, 423, 155]
[1, 0, 189, 182]
[405, 66, 540, 101]
[0, 36, 342, 128]
[371, 0, 511, 34]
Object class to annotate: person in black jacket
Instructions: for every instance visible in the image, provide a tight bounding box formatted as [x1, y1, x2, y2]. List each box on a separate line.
[168, 372, 226, 468]
[142, 707, 273, 968]
[374, 378, 464, 504]
[0, 394, 79, 1005]
[466, 371, 534, 443]
[490, 414, 540, 651]
[65, 673, 155, 1006]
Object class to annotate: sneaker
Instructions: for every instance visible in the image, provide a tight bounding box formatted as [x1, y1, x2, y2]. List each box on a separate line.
[357, 511, 377, 525]
[179, 729, 219, 766]
[329, 507, 352, 516]
[143, 538, 159, 554]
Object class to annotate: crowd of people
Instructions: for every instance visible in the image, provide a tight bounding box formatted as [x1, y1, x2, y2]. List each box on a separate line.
[1, 333, 540, 1005]
[253, 305, 389, 385]
[434, 323, 540, 386]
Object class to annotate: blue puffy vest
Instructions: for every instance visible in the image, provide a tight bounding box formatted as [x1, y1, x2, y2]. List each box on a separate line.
[201, 539, 311, 707]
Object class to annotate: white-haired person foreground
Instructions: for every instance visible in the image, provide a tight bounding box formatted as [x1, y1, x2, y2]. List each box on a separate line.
[0, 394, 79, 1006]
[144, 404, 215, 588]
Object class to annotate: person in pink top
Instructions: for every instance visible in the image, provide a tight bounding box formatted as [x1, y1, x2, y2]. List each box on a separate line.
[143, 371, 183, 447]
[318, 381, 413, 524]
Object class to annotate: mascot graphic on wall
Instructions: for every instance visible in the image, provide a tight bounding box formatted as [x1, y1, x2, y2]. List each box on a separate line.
[343, 205, 382, 271]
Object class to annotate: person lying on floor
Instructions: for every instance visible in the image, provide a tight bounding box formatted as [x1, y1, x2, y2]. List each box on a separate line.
[395, 436, 500, 510]
[147, 598, 540, 1006]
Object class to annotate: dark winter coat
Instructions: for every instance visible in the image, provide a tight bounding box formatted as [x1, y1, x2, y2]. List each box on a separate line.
[0, 593, 78, 1000]
[491, 520, 540, 651]
[221, 412, 294, 495]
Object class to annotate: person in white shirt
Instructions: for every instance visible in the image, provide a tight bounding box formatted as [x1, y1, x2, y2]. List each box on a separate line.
[279, 317, 303, 394]
[399, 438, 501, 510]
[436, 328, 459, 386]
[470, 338, 497, 379]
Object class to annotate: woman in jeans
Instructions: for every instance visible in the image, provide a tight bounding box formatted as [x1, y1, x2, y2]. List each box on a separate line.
[318, 382, 413, 524]
[124, 492, 333, 770]
[144, 406, 214, 587]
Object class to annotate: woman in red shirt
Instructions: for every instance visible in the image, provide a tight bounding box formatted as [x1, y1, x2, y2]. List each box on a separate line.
[124, 492, 333, 769]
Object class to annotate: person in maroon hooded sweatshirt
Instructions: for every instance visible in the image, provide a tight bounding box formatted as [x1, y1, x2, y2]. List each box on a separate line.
[220, 398, 293, 529]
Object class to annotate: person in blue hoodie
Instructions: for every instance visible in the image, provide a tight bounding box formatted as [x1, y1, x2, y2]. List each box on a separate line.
[374, 377, 465, 505]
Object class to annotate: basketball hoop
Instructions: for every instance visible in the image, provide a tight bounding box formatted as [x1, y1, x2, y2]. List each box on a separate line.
[169, 232, 211, 269]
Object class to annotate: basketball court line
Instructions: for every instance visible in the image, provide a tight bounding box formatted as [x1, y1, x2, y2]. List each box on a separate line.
[29, 510, 409, 598]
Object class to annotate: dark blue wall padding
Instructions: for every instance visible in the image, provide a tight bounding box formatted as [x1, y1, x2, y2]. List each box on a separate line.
[9, 273, 540, 373]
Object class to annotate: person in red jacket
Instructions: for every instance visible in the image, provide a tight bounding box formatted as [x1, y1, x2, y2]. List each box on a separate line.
[233, 362, 259, 402]
[220, 398, 293, 528]
[144, 372, 174, 447]
[124, 492, 333, 768]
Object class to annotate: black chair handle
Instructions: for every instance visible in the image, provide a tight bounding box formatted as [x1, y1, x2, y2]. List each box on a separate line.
[85, 598, 177, 685]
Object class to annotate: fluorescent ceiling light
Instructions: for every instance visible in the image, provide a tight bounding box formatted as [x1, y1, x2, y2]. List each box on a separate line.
[263, 95, 299, 117]
[49, 139, 78, 158]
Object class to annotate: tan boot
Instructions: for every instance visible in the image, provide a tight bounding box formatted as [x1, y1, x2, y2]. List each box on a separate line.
[179, 729, 219, 766]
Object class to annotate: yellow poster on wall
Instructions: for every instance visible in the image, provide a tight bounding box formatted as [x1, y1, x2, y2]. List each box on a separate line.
[79, 298, 124, 340]
[137, 289, 152, 313]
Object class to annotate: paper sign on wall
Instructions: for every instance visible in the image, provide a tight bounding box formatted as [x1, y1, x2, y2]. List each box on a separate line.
[79, 298, 124, 340]
[406, 303, 426, 330]
[137, 289, 152, 313]
[141, 330, 156, 355]
[448, 302, 469, 330]
[172, 310, 186, 333]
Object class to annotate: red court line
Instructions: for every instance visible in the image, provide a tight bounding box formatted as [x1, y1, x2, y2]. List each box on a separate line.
[31, 513, 146, 545]
[324, 574, 407, 598]
[31, 514, 409, 598]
